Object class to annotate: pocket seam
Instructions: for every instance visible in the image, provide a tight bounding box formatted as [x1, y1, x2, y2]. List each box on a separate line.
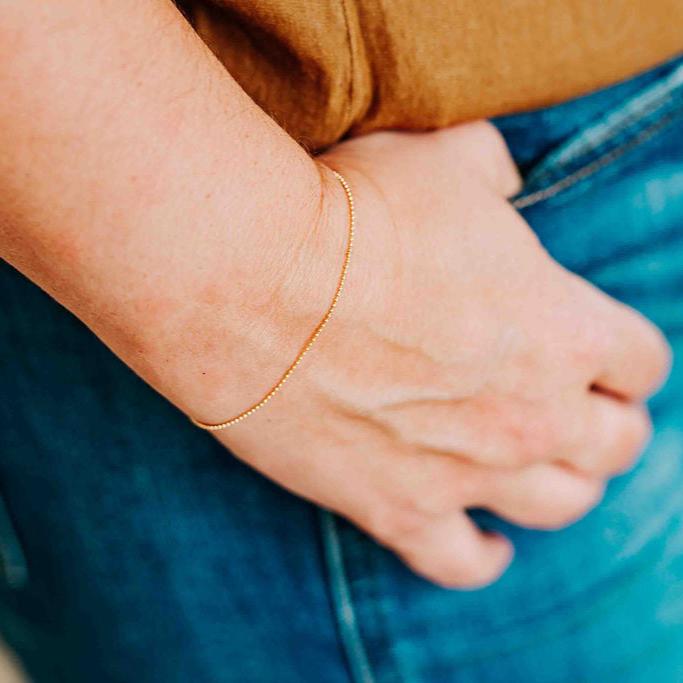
[512, 108, 683, 210]
[512, 61, 683, 210]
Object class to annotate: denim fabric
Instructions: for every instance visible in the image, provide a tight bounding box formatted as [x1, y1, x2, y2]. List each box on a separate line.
[1, 56, 683, 683]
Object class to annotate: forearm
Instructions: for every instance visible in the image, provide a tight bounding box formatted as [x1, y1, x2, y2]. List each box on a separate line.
[0, 0, 343, 421]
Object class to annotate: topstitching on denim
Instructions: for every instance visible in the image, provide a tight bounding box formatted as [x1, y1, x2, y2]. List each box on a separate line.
[320, 511, 377, 683]
[513, 61, 683, 210]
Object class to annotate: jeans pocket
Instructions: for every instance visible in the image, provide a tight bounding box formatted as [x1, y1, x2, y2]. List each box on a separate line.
[512, 60, 683, 210]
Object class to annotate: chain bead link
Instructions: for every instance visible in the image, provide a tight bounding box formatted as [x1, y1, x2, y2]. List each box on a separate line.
[190, 170, 355, 431]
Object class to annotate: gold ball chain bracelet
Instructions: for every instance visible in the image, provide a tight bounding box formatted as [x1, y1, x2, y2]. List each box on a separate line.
[190, 170, 355, 431]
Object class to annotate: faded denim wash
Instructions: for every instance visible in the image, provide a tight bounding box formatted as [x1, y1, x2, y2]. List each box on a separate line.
[1, 56, 683, 682]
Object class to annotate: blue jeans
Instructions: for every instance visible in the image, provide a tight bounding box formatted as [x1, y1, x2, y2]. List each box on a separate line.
[1, 56, 683, 683]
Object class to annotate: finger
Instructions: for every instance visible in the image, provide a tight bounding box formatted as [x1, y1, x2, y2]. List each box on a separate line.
[466, 462, 605, 530]
[230, 421, 512, 589]
[313, 449, 514, 588]
[561, 393, 652, 477]
[397, 396, 582, 469]
[232, 419, 509, 589]
[387, 509, 513, 589]
[591, 294, 672, 401]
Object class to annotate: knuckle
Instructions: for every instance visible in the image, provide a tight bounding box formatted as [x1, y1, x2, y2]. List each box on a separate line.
[397, 470, 456, 517]
[435, 121, 520, 194]
[570, 335, 605, 375]
[635, 411, 654, 448]
[449, 471, 481, 506]
[365, 502, 426, 546]
[527, 480, 605, 530]
[502, 450, 537, 468]
[410, 488, 454, 517]
[627, 410, 652, 450]
[573, 316, 613, 370]
[501, 410, 559, 466]
[471, 120, 510, 157]
[617, 310, 672, 399]
[566, 405, 652, 478]
[469, 398, 559, 467]
[439, 119, 497, 148]
[644, 331, 673, 394]
[383, 460, 464, 518]
[613, 411, 653, 473]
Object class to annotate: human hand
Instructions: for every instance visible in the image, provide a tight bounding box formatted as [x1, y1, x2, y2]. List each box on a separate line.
[208, 121, 671, 588]
[1, 0, 669, 589]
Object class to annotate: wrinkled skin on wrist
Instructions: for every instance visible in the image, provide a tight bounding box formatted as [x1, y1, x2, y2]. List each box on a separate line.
[216, 122, 671, 588]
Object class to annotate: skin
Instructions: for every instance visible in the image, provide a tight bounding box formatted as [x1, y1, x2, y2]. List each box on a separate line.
[0, 0, 672, 588]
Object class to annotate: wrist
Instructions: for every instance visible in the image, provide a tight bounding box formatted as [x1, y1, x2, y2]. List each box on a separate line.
[138, 159, 351, 426]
